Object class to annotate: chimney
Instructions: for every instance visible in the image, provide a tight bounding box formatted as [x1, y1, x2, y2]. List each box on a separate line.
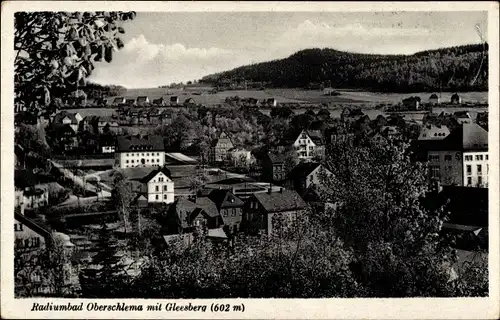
[268, 187, 272, 194]
[279, 187, 283, 193]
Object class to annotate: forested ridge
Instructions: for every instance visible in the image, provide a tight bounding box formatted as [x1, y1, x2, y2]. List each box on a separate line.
[201, 44, 488, 92]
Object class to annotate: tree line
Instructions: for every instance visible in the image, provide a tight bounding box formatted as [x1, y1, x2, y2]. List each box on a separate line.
[201, 44, 488, 92]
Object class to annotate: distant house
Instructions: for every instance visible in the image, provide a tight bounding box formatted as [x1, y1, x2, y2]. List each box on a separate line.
[226, 147, 255, 167]
[170, 96, 180, 105]
[15, 170, 49, 210]
[261, 152, 286, 182]
[454, 111, 472, 125]
[290, 129, 324, 161]
[94, 116, 120, 134]
[152, 97, 165, 106]
[137, 166, 175, 204]
[99, 134, 116, 153]
[113, 97, 126, 106]
[184, 98, 196, 106]
[115, 135, 165, 169]
[125, 98, 136, 106]
[165, 197, 223, 235]
[429, 93, 440, 104]
[205, 189, 245, 234]
[451, 93, 462, 104]
[210, 131, 234, 163]
[266, 98, 277, 107]
[286, 162, 332, 195]
[341, 107, 365, 123]
[402, 96, 421, 110]
[380, 125, 401, 139]
[418, 124, 451, 140]
[53, 111, 82, 133]
[242, 189, 308, 236]
[136, 96, 149, 106]
[48, 124, 78, 153]
[15, 211, 52, 251]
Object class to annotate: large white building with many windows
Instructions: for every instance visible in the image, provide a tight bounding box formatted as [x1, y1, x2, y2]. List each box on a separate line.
[116, 135, 165, 169]
[427, 123, 488, 187]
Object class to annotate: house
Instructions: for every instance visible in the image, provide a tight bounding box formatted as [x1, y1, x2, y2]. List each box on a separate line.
[402, 96, 421, 110]
[380, 125, 401, 139]
[210, 131, 234, 164]
[115, 135, 165, 169]
[451, 93, 462, 104]
[205, 189, 245, 234]
[125, 98, 136, 106]
[242, 188, 308, 236]
[454, 111, 473, 125]
[170, 96, 180, 105]
[418, 124, 451, 140]
[94, 116, 120, 134]
[99, 134, 116, 154]
[47, 124, 78, 153]
[286, 162, 332, 195]
[152, 97, 165, 106]
[290, 129, 324, 161]
[136, 96, 149, 106]
[137, 166, 175, 204]
[53, 111, 82, 133]
[112, 97, 126, 106]
[341, 107, 365, 123]
[427, 123, 488, 187]
[184, 98, 196, 106]
[261, 152, 286, 182]
[15, 210, 52, 251]
[429, 93, 440, 104]
[164, 197, 222, 235]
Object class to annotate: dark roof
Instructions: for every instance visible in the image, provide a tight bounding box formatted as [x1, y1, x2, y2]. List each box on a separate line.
[50, 123, 76, 135]
[451, 93, 460, 99]
[116, 135, 164, 152]
[438, 123, 488, 151]
[53, 111, 78, 124]
[287, 162, 322, 180]
[429, 93, 439, 99]
[184, 98, 195, 103]
[113, 97, 125, 103]
[207, 189, 244, 211]
[14, 212, 52, 240]
[137, 96, 148, 102]
[170, 96, 179, 102]
[267, 152, 286, 163]
[306, 130, 324, 145]
[253, 189, 307, 213]
[139, 167, 172, 183]
[454, 111, 471, 119]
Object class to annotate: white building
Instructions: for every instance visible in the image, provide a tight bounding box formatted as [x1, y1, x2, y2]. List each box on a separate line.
[116, 135, 165, 169]
[139, 167, 175, 204]
[291, 130, 324, 161]
[427, 123, 488, 187]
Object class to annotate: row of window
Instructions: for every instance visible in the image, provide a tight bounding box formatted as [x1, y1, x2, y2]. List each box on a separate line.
[222, 208, 240, 217]
[154, 185, 170, 192]
[466, 164, 488, 175]
[465, 155, 488, 161]
[126, 158, 160, 164]
[154, 194, 169, 200]
[15, 237, 41, 248]
[125, 152, 161, 157]
[124, 164, 162, 168]
[467, 176, 485, 186]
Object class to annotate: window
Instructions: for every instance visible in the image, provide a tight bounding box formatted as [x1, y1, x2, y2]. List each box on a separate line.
[223, 210, 228, 217]
[146, 153, 149, 156]
[31, 237, 40, 247]
[476, 155, 483, 161]
[232, 208, 236, 216]
[14, 223, 23, 232]
[465, 155, 473, 161]
[466, 165, 472, 175]
[157, 159, 160, 162]
[444, 155, 452, 161]
[157, 153, 159, 156]
[164, 194, 167, 199]
[467, 177, 472, 186]
[146, 159, 149, 162]
[486, 155, 488, 160]
[159, 177, 164, 182]
[428, 154, 439, 161]
[163, 185, 168, 191]
[478, 176, 483, 186]
[430, 166, 440, 179]
[131, 160, 134, 163]
[477, 165, 482, 174]
[155, 195, 159, 200]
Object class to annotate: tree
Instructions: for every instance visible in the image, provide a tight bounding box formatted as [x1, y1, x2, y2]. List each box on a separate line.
[15, 12, 136, 120]
[111, 170, 135, 233]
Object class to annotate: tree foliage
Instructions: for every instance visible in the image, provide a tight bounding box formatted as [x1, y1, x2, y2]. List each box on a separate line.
[14, 11, 135, 118]
[202, 45, 488, 92]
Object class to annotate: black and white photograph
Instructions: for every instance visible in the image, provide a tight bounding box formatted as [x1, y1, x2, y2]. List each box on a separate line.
[1, 1, 499, 319]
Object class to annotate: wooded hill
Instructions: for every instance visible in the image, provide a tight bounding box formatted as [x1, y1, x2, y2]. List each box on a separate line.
[201, 44, 488, 92]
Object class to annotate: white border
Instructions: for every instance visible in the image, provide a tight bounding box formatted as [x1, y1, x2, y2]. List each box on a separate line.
[1, 2, 499, 319]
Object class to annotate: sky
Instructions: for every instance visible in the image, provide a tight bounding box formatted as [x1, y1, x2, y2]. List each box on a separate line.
[88, 11, 488, 88]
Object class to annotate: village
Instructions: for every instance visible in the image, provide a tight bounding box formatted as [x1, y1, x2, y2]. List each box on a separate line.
[14, 89, 489, 296]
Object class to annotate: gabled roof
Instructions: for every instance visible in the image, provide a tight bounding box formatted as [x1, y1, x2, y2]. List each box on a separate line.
[207, 228, 228, 239]
[306, 130, 324, 145]
[439, 123, 488, 151]
[211, 131, 233, 147]
[266, 152, 286, 163]
[184, 98, 195, 104]
[139, 167, 172, 183]
[252, 189, 307, 213]
[137, 96, 149, 102]
[287, 162, 322, 180]
[429, 93, 439, 99]
[207, 189, 244, 211]
[116, 135, 164, 152]
[53, 111, 79, 124]
[15, 211, 52, 240]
